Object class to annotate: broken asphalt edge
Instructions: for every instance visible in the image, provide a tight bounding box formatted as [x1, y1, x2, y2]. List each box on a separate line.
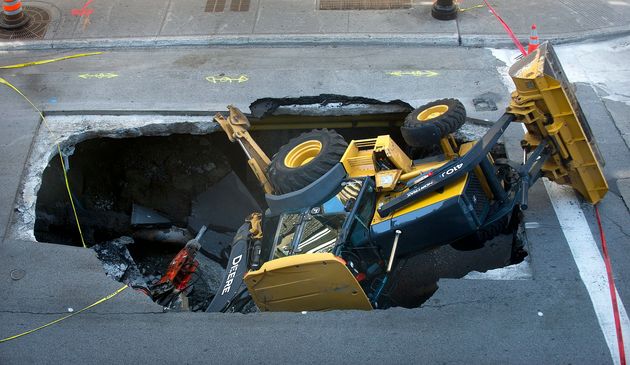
[1, 26, 630, 51]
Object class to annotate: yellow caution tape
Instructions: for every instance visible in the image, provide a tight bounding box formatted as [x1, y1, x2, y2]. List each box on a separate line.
[0, 286, 128, 343]
[0, 52, 103, 69]
[0, 77, 87, 248]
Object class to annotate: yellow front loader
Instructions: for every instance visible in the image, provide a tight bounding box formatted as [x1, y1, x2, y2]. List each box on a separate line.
[206, 42, 607, 312]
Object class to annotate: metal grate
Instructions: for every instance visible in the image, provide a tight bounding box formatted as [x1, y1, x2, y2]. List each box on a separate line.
[205, 0, 250, 12]
[319, 0, 412, 10]
[205, 0, 226, 12]
[464, 173, 489, 221]
[0, 6, 50, 40]
[230, 0, 250, 12]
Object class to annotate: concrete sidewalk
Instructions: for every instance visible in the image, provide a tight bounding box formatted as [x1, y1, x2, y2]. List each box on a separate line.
[2, 0, 630, 49]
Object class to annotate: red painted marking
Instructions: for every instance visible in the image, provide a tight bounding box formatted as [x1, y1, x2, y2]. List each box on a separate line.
[595, 205, 626, 365]
[481, 0, 527, 56]
[71, 0, 94, 16]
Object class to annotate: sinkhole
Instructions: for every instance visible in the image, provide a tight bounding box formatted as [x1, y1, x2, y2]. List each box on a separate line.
[21, 96, 527, 313]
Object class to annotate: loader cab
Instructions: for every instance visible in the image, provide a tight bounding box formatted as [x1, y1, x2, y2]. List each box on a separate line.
[262, 177, 377, 262]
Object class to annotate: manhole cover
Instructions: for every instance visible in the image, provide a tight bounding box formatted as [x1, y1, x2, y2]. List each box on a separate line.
[319, 0, 412, 10]
[10, 269, 26, 280]
[0, 6, 50, 40]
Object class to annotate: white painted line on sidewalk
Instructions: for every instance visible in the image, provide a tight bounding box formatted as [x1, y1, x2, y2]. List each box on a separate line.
[545, 181, 630, 365]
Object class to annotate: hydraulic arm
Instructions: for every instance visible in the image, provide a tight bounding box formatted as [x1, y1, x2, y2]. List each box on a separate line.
[215, 105, 274, 194]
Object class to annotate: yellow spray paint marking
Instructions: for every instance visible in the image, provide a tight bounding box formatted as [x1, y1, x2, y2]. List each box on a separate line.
[205, 74, 249, 84]
[78, 73, 118, 79]
[386, 70, 439, 78]
[459, 4, 485, 12]
[0, 52, 103, 69]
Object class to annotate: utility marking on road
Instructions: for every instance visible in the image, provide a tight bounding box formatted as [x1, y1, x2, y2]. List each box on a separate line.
[545, 181, 630, 365]
[459, 3, 485, 12]
[386, 70, 439, 77]
[71, 0, 94, 16]
[205, 74, 248, 84]
[72, 0, 94, 31]
[78, 73, 118, 79]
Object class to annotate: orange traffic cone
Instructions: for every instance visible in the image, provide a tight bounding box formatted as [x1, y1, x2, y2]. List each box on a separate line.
[0, 0, 30, 29]
[527, 24, 539, 54]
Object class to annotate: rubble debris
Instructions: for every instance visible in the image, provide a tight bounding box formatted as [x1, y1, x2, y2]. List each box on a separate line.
[131, 204, 173, 228]
[93, 236, 148, 290]
[188, 171, 261, 232]
[94, 233, 225, 311]
[249, 94, 413, 119]
[198, 229, 234, 264]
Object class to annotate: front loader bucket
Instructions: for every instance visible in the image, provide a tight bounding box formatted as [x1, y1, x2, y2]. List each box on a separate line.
[508, 42, 608, 204]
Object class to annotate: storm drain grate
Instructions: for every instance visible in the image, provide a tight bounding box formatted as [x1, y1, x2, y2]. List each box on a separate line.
[205, 0, 250, 12]
[0, 6, 50, 40]
[205, 0, 226, 12]
[230, 0, 250, 12]
[319, 0, 412, 10]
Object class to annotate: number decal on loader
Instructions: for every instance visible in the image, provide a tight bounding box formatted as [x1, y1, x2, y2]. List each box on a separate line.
[440, 163, 463, 178]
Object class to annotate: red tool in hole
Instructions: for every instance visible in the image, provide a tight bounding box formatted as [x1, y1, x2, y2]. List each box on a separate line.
[149, 226, 206, 307]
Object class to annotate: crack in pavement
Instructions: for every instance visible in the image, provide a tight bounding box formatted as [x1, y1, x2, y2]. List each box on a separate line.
[601, 212, 630, 238]
[422, 299, 487, 309]
[0, 310, 164, 315]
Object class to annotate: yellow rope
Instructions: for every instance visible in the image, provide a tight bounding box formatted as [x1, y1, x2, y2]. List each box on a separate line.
[0, 286, 128, 343]
[0, 52, 128, 344]
[0, 77, 87, 248]
[0, 52, 103, 69]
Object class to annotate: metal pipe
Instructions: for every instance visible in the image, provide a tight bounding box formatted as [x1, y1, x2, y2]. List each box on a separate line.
[195, 225, 208, 240]
[236, 139, 253, 160]
[386, 230, 402, 273]
[480, 157, 508, 202]
[371, 230, 403, 308]
[520, 179, 529, 210]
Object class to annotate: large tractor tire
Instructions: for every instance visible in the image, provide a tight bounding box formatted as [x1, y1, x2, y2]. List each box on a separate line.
[266, 129, 347, 195]
[400, 98, 466, 148]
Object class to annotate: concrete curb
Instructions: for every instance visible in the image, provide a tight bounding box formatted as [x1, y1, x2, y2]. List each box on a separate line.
[461, 25, 630, 48]
[0, 33, 459, 50]
[1, 25, 628, 50]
